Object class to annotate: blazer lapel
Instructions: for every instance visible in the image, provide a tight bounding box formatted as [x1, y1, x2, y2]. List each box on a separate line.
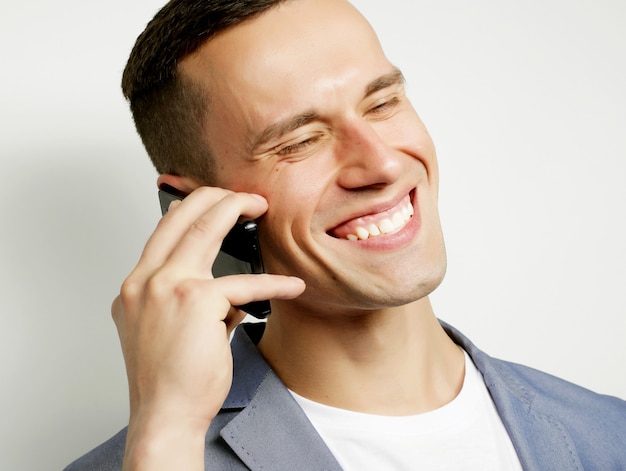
[441, 321, 584, 471]
[220, 369, 343, 471]
[220, 324, 342, 471]
[483, 377, 583, 471]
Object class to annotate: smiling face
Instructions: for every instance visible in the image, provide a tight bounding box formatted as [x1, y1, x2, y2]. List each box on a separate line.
[180, 0, 446, 315]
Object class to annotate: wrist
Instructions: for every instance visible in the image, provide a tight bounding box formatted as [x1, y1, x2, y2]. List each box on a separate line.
[123, 412, 209, 471]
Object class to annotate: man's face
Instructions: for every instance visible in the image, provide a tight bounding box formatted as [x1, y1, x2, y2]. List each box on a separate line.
[181, 0, 446, 315]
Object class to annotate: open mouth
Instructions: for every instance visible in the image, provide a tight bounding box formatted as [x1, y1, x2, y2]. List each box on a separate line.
[328, 192, 415, 241]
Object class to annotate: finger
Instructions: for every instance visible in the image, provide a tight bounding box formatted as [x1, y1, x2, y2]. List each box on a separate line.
[137, 187, 233, 272]
[212, 273, 306, 309]
[164, 192, 268, 275]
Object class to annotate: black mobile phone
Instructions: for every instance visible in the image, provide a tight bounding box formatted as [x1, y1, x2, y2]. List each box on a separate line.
[158, 184, 271, 319]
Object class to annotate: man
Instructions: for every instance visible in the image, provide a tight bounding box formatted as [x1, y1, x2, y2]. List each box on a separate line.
[66, 0, 626, 470]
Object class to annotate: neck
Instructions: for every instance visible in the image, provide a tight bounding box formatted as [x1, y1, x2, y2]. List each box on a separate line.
[257, 297, 464, 416]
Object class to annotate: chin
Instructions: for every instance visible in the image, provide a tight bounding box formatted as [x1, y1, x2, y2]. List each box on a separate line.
[343, 262, 448, 311]
[388, 254, 448, 306]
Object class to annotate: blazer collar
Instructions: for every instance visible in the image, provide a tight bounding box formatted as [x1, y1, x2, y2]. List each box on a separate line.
[441, 321, 584, 471]
[220, 323, 342, 470]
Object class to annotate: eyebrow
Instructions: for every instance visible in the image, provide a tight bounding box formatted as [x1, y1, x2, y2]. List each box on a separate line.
[250, 110, 321, 153]
[364, 67, 405, 98]
[250, 67, 405, 152]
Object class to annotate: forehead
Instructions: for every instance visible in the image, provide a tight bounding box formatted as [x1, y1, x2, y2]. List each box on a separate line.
[181, 0, 390, 102]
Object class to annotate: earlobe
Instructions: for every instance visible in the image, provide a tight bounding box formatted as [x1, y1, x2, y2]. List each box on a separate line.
[156, 174, 203, 194]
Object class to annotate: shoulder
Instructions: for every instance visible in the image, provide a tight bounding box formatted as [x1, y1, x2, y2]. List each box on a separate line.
[441, 320, 626, 467]
[442, 320, 626, 416]
[489, 354, 626, 467]
[491, 353, 626, 422]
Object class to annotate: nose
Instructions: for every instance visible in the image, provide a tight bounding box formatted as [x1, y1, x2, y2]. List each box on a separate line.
[335, 120, 403, 190]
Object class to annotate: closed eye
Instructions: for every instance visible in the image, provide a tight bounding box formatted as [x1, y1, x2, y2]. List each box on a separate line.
[367, 96, 401, 117]
[276, 134, 323, 156]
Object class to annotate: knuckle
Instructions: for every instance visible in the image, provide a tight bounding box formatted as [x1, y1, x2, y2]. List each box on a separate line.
[222, 191, 247, 206]
[189, 217, 214, 239]
[116, 275, 146, 324]
[171, 278, 206, 303]
[144, 272, 175, 301]
[144, 273, 208, 307]
[120, 275, 143, 306]
[171, 278, 228, 315]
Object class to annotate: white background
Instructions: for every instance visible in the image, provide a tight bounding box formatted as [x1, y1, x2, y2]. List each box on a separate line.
[1, 1, 624, 469]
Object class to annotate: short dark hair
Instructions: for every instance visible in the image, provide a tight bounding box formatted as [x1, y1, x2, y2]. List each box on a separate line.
[122, 0, 289, 183]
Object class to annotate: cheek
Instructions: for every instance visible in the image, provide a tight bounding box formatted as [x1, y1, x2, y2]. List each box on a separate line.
[258, 163, 331, 250]
[262, 182, 308, 237]
[264, 160, 329, 211]
[257, 203, 306, 277]
[394, 115, 439, 186]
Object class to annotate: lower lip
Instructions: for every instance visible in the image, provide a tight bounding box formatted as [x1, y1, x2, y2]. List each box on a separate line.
[337, 193, 421, 251]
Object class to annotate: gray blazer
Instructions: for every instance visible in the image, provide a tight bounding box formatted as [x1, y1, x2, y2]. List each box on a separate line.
[66, 321, 626, 470]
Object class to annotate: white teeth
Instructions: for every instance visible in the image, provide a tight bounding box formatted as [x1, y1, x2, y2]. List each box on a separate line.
[378, 218, 395, 234]
[343, 200, 413, 241]
[355, 226, 370, 240]
[392, 212, 404, 227]
[368, 224, 381, 237]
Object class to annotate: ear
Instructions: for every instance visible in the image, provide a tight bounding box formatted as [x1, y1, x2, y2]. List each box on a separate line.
[156, 174, 203, 195]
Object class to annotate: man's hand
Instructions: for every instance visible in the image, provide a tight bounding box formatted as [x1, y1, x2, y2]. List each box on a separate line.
[111, 187, 305, 470]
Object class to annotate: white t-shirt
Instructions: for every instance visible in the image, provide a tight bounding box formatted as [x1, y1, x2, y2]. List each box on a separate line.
[290, 351, 523, 471]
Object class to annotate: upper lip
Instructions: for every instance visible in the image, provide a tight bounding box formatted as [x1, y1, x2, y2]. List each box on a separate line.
[325, 187, 416, 233]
